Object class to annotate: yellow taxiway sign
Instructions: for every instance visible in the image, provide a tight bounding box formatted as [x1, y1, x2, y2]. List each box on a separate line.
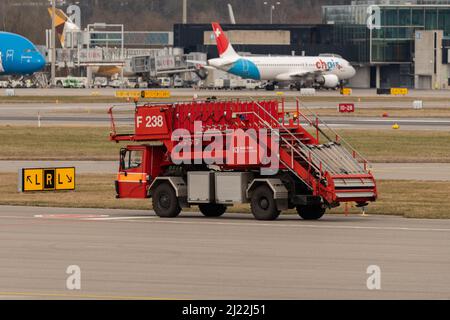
[20, 167, 75, 192]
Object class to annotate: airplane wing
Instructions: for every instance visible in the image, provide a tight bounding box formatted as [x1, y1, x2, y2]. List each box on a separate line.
[186, 60, 207, 66]
[186, 60, 216, 70]
[187, 58, 238, 70]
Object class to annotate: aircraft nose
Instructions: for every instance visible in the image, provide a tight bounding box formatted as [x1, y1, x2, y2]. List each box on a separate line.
[349, 65, 356, 77]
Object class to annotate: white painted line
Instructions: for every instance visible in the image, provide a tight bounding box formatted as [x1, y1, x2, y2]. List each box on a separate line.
[34, 214, 110, 219]
[354, 119, 450, 124]
[98, 217, 450, 233]
[83, 216, 153, 221]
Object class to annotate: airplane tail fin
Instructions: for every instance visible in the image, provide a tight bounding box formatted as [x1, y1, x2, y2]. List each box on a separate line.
[211, 22, 238, 58]
[48, 8, 80, 48]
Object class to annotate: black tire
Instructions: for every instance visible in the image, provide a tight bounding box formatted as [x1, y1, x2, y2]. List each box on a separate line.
[152, 183, 181, 218]
[198, 203, 227, 217]
[250, 185, 280, 221]
[296, 205, 326, 220]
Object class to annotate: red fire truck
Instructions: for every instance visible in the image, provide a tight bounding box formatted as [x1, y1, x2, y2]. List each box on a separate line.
[109, 98, 377, 221]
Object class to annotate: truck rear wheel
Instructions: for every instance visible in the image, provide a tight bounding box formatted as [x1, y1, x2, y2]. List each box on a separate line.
[250, 185, 280, 221]
[152, 183, 181, 218]
[296, 205, 325, 220]
[199, 203, 227, 217]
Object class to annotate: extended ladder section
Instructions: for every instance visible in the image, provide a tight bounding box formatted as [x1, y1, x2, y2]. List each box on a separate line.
[247, 99, 377, 205]
[301, 143, 365, 175]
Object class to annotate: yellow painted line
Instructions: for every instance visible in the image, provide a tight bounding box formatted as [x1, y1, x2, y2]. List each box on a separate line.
[0, 291, 186, 300]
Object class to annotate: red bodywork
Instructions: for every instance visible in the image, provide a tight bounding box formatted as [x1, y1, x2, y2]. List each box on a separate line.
[109, 99, 377, 205]
[116, 145, 166, 198]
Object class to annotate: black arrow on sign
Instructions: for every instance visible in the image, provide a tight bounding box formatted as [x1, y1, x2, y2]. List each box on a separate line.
[26, 176, 32, 184]
[66, 175, 73, 183]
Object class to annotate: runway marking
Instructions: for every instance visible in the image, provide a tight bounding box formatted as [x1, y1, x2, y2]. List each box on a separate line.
[34, 214, 109, 219]
[0, 291, 184, 300]
[84, 216, 152, 221]
[90, 216, 450, 233]
[2, 207, 447, 233]
[351, 119, 450, 124]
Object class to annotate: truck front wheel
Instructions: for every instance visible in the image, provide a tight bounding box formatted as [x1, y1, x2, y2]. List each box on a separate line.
[199, 203, 227, 217]
[152, 183, 181, 218]
[250, 185, 280, 221]
[296, 205, 325, 220]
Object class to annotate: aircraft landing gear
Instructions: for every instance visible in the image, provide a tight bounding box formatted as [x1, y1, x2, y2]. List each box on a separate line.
[265, 82, 276, 91]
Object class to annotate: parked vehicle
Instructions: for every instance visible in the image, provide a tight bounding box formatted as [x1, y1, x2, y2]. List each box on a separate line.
[213, 79, 230, 90]
[157, 77, 171, 88]
[0, 81, 10, 88]
[173, 77, 184, 88]
[55, 77, 87, 89]
[245, 79, 264, 90]
[93, 77, 108, 88]
[108, 79, 131, 89]
[127, 77, 149, 89]
[230, 78, 246, 90]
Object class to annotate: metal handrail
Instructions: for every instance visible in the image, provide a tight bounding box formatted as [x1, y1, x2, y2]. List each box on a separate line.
[295, 97, 371, 169]
[108, 106, 117, 136]
[296, 111, 335, 143]
[108, 104, 140, 137]
[235, 110, 319, 190]
[245, 98, 325, 175]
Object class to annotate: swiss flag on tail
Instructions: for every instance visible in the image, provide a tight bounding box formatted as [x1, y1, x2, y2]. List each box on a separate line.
[211, 22, 238, 58]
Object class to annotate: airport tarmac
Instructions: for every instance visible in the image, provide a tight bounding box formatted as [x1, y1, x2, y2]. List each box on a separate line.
[0, 205, 448, 299]
[1, 110, 449, 130]
[1, 161, 450, 181]
[5, 87, 450, 99]
[1, 99, 450, 130]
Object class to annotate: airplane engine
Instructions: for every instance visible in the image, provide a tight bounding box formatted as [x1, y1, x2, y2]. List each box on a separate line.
[316, 74, 339, 88]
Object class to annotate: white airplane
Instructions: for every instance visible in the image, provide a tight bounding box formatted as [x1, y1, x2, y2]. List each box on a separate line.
[199, 22, 356, 90]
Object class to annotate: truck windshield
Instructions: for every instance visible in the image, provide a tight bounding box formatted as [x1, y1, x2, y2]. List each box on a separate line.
[122, 150, 143, 170]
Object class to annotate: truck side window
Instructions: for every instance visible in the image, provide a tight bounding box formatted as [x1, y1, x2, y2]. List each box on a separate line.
[123, 150, 143, 170]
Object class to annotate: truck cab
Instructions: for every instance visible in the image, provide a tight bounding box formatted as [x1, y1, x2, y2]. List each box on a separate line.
[116, 145, 165, 199]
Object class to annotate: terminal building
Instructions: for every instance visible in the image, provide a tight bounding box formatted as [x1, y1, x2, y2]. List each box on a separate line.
[323, 0, 450, 89]
[175, 0, 450, 89]
[42, 11, 205, 85]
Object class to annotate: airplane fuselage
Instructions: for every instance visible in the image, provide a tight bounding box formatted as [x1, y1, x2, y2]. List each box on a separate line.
[208, 55, 356, 82]
[0, 32, 46, 76]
